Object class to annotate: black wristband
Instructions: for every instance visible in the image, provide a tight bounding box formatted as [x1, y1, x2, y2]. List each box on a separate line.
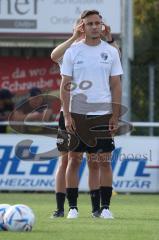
[107, 37, 115, 44]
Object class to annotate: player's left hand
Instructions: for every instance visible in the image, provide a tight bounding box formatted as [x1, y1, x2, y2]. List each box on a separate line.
[101, 24, 113, 41]
[109, 115, 118, 135]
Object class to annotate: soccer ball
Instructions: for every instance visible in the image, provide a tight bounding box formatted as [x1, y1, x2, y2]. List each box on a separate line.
[0, 204, 11, 231]
[3, 204, 35, 232]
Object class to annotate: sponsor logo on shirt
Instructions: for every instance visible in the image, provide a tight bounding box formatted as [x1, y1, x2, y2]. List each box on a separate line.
[76, 60, 84, 64]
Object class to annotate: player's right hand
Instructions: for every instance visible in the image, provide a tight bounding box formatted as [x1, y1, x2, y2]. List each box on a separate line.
[64, 113, 76, 134]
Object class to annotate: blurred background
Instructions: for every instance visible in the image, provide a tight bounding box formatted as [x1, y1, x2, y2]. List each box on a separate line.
[0, 0, 159, 193]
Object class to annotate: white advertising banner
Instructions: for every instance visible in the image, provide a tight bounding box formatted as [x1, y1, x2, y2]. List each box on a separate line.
[0, 0, 121, 35]
[0, 134, 159, 192]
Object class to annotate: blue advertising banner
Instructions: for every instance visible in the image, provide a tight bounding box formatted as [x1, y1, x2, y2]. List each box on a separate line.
[0, 134, 159, 192]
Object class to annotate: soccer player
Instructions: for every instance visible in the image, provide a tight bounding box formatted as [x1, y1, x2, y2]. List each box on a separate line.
[50, 19, 85, 218]
[51, 15, 121, 218]
[60, 10, 123, 219]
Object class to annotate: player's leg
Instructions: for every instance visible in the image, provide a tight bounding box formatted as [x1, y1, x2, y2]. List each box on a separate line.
[87, 153, 101, 217]
[66, 151, 83, 219]
[99, 152, 114, 219]
[93, 114, 114, 219]
[55, 152, 68, 193]
[52, 152, 68, 217]
[52, 111, 68, 218]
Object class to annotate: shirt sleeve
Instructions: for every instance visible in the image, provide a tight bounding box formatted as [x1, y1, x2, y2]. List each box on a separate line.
[110, 48, 123, 76]
[61, 49, 73, 77]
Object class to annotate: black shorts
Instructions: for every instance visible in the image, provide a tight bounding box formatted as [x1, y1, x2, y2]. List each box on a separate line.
[56, 111, 115, 153]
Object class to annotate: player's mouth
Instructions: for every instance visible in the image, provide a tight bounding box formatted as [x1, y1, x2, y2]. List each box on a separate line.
[92, 31, 99, 34]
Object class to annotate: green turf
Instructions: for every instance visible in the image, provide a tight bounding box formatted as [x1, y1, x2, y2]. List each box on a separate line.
[0, 193, 159, 240]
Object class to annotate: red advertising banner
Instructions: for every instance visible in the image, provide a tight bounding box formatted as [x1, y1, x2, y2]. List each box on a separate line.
[0, 57, 61, 96]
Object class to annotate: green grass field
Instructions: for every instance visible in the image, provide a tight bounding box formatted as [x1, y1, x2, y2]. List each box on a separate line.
[0, 193, 159, 240]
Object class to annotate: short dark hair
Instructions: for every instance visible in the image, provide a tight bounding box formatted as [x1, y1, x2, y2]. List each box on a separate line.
[80, 10, 100, 19]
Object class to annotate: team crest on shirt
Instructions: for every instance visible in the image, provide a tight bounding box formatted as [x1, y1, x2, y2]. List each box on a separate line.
[101, 52, 108, 61]
[76, 60, 84, 64]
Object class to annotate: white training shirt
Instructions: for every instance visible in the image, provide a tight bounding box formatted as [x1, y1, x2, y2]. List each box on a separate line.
[61, 40, 123, 115]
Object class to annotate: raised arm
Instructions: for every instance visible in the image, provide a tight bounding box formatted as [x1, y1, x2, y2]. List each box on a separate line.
[51, 22, 84, 63]
[51, 37, 76, 63]
[101, 24, 121, 57]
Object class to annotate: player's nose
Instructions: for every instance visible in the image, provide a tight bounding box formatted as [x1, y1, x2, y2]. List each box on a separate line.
[92, 23, 97, 28]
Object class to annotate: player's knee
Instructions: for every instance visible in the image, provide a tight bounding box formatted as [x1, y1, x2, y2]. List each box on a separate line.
[58, 155, 68, 169]
[100, 161, 112, 170]
[59, 161, 68, 171]
[68, 157, 81, 170]
[87, 160, 99, 170]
